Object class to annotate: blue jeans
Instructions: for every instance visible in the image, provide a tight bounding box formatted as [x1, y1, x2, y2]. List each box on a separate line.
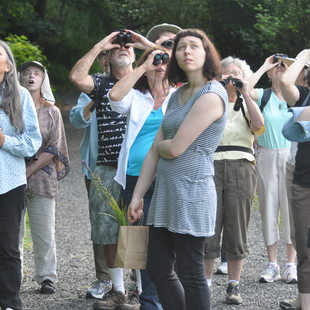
[121, 175, 162, 310]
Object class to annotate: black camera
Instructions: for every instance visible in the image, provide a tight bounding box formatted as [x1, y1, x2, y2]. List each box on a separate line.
[153, 53, 169, 65]
[161, 40, 174, 50]
[113, 30, 133, 46]
[220, 76, 243, 88]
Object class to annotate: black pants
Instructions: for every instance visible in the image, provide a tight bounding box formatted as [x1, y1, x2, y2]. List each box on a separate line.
[0, 185, 25, 310]
[147, 226, 210, 310]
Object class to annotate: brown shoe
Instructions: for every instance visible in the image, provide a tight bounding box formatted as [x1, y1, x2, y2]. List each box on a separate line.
[115, 292, 140, 310]
[93, 290, 127, 309]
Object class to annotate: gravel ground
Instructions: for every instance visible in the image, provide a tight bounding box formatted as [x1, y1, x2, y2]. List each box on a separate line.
[20, 111, 297, 310]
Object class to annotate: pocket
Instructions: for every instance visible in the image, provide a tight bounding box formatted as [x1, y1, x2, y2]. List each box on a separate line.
[235, 162, 257, 199]
[177, 175, 212, 203]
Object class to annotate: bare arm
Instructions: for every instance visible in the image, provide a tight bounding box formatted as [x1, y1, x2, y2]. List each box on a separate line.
[280, 49, 310, 106]
[125, 29, 156, 50]
[127, 127, 163, 223]
[157, 92, 224, 159]
[69, 32, 120, 93]
[297, 106, 310, 121]
[247, 55, 278, 101]
[109, 51, 158, 102]
[237, 76, 264, 133]
[26, 152, 55, 178]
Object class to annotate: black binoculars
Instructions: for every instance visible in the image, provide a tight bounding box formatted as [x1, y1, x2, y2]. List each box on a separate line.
[113, 30, 133, 46]
[161, 40, 174, 50]
[220, 76, 243, 88]
[153, 53, 169, 65]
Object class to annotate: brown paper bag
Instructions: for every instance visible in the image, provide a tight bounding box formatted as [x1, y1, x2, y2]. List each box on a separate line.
[114, 225, 149, 269]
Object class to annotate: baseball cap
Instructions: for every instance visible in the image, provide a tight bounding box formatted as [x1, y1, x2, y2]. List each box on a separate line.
[146, 23, 182, 42]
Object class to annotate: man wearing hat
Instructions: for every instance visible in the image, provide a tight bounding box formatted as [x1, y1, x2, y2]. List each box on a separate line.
[19, 61, 69, 294]
[146, 23, 182, 51]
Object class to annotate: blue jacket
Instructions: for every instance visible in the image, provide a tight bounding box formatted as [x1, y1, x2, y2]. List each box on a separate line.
[69, 93, 98, 179]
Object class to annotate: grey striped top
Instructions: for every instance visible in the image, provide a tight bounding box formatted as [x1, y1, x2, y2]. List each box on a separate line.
[147, 81, 228, 237]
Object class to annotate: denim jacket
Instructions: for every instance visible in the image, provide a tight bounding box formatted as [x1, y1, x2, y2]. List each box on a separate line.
[282, 107, 310, 143]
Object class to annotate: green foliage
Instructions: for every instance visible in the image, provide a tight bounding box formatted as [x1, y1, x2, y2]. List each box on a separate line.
[1, 0, 308, 92]
[5, 34, 47, 69]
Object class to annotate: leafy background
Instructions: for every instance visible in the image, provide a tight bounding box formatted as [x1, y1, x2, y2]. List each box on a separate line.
[1, 0, 309, 103]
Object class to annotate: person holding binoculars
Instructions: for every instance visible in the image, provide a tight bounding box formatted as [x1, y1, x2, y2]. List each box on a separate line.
[247, 55, 297, 285]
[126, 28, 227, 310]
[103, 46, 174, 310]
[204, 56, 264, 305]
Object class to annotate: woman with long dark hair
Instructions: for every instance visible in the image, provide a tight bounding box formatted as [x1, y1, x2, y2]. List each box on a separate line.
[127, 29, 227, 310]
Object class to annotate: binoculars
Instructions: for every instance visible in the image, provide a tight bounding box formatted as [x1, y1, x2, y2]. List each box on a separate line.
[220, 76, 243, 89]
[161, 40, 174, 50]
[153, 53, 169, 65]
[113, 30, 133, 46]
[273, 53, 288, 63]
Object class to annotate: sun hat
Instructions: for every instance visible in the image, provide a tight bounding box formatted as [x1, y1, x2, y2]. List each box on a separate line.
[19, 61, 55, 103]
[146, 23, 182, 42]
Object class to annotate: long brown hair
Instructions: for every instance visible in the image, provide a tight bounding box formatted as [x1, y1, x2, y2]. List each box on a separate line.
[134, 46, 170, 93]
[0, 40, 23, 132]
[167, 29, 222, 85]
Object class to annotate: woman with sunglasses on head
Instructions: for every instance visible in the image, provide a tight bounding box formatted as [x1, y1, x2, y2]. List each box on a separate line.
[247, 55, 297, 285]
[101, 46, 174, 310]
[127, 29, 227, 310]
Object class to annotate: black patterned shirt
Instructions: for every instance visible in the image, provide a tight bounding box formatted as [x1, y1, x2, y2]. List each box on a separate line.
[88, 73, 126, 167]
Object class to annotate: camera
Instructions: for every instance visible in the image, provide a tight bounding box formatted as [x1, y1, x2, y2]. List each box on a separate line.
[153, 53, 169, 65]
[220, 76, 243, 88]
[113, 30, 133, 46]
[273, 53, 288, 63]
[161, 40, 174, 50]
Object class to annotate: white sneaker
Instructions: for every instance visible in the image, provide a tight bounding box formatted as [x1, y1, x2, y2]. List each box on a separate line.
[259, 264, 281, 283]
[216, 262, 228, 275]
[283, 265, 298, 284]
[86, 279, 112, 299]
[5, 308, 14, 310]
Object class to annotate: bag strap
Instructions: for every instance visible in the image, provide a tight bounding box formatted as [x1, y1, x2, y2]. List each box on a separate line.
[89, 75, 111, 112]
[260, 88, 272, 113]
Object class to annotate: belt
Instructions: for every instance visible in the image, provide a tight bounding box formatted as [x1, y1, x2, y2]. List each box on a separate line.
[215, 145, 254, 155]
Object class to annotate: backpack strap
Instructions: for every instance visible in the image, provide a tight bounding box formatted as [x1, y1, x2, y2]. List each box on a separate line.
[260, 88, 272, 113]
[89, 75, 111, 112]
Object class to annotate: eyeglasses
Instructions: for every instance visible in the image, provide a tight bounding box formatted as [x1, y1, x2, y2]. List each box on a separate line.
[161, 40, 174, 50]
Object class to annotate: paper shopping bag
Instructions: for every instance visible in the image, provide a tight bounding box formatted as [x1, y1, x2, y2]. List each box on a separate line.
[114, 225, 149, 269]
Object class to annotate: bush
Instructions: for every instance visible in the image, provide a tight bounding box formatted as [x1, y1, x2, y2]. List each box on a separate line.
[5, 34, 48, 70]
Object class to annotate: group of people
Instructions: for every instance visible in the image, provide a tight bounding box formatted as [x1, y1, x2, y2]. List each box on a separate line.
[0, 22, 309, 310]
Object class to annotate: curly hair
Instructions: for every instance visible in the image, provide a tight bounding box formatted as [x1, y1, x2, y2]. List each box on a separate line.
[221, 56, 253, 79]
[167, 29, 222, 85]
[0, 40, 23, 132]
